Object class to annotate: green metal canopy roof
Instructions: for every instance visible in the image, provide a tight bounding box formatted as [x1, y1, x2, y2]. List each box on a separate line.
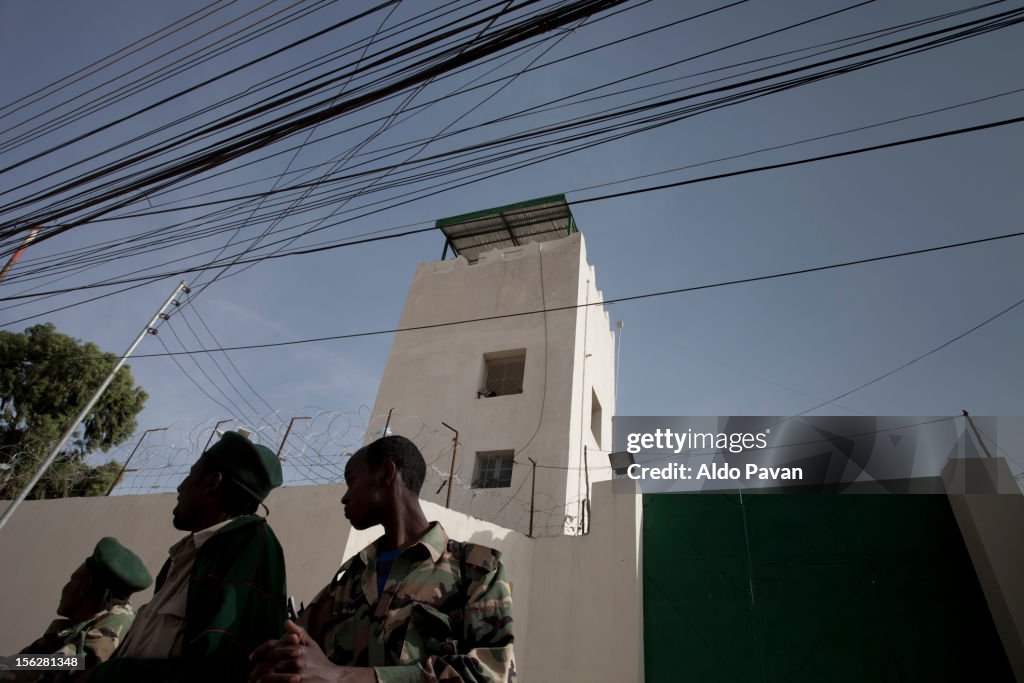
[436, 194, 577, 263]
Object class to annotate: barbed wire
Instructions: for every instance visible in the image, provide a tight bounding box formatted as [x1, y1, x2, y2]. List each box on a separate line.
[363, 410, 592, 537]
[87, 406, 370, 495]
[1, 406, 605, 537]
[11, 407, 1018, 537]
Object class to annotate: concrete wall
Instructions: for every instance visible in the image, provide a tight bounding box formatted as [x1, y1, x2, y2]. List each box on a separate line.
[0, 480, 643, 682]
[565, 252, 617, 533]
[368, 233, 616, 536]
[522, 480, 643, 683]
[947, 489, 1024, 681]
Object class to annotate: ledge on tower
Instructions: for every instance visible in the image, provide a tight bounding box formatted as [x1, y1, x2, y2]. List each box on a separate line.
[437, 194, 578, 263]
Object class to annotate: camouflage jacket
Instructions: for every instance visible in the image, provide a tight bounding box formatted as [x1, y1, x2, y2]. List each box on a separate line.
[1, 604, 134, 683]
[303, 522, 515, 683]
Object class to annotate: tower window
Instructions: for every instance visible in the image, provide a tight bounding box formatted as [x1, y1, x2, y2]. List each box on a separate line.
[480, 349, 526, 397]
[591, 389, 602, 447]
[473, 450, 514, 488]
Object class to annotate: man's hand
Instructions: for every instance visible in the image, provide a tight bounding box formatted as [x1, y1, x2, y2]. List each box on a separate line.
[249, 620, 376, 683]
[249, 626, 301, 683]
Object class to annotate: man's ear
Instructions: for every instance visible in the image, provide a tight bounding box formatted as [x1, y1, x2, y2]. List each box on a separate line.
[203, 470, 224, 495]
[380, 459, 399, 488]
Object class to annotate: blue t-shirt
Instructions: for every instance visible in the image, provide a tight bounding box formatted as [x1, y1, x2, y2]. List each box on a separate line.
[376, 547, 404, 596]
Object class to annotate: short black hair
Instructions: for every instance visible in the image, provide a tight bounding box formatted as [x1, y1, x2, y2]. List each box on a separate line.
[362, 435, 426, 495]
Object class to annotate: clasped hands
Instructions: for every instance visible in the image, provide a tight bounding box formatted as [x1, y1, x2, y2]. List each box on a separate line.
[249, 620, 375, 683]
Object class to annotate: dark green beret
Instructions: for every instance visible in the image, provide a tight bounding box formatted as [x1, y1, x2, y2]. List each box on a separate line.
[202, 430, 283, 502]
[86, 537, 152, 595]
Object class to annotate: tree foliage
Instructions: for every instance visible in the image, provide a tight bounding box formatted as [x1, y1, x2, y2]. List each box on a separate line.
[0, 324, 148, 499]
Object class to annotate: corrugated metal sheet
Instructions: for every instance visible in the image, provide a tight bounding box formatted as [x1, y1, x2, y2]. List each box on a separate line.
[436, 194, 576, 263]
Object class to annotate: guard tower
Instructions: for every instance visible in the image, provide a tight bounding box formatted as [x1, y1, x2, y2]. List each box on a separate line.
[368, 195, 615, 536]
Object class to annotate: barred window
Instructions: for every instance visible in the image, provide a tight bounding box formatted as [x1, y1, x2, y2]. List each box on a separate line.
[481, 350, 526, 397]
[473, 450, 514, 488]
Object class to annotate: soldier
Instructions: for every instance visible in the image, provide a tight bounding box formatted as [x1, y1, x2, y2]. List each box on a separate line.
[249, 435, 516, 683]
[2, 537, 151, 683]
[89, 431, 288, 683]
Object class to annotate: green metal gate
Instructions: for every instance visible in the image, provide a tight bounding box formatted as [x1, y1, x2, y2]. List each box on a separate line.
[643, 494, 1013, 682]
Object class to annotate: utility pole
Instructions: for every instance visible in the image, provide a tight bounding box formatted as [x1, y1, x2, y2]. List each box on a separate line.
[277, 416, 311, 458]
[105, 427, 167, 496]
[0, 281, 188, 534]
[0, 226, 41, 284]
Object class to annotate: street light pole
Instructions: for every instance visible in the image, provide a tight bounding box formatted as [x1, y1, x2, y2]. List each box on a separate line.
[0, 281, 188, 534]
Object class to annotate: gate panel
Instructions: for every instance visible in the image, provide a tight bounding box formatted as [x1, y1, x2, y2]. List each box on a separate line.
[642, 494, 1012, 682]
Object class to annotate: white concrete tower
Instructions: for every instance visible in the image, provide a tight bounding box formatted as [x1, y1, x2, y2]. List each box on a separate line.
[367, 195, 615, 536]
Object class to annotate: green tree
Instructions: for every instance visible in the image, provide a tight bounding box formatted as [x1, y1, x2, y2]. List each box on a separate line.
[0, 324, 148, 499]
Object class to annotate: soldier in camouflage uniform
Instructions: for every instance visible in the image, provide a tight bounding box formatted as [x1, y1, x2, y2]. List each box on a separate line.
[250, 435, 516, 683]
[2, 537, 150, 683]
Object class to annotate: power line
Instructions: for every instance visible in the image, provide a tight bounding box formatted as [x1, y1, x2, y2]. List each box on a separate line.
[153, 333, 246, 420]
[9, 76, 1020, 298]
[0, 0, 514, 212]
[0, 0, 498, 164]
[790, 295, 1024, 418]
[187, 302, 278, 415]
[180, 0, 572, 304]
[2, 112, 1021, 302]
[2, 5, 1015, 331]
[0, 0, 632, 246]
[571, 113, 1024, 205]
[0, 0, 313, 150]
[0, 0, 561, 206]
[0, 0, 1011, 284]
[174, 306, 266, 420]
[566, 86, 1024, 195]
[0, 0, 232, 120]
[162, 317, 256, 421]
[131, 234, 1024, 359]
[5, 228, 1018, 359]
[27, 5, 1018, 237]
[185, 0, 409, 300]
[81, 0, 994, 220]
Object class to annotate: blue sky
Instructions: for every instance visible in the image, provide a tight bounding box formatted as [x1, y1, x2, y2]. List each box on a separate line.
[1, 0, 1021, 483]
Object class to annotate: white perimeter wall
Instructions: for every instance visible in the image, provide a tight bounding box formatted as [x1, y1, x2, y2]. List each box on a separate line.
[0, 480, 643, 682]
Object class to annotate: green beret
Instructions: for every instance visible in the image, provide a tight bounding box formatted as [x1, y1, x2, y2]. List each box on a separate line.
[202, 431, 283, 502]
[86, 537, 152, 595]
